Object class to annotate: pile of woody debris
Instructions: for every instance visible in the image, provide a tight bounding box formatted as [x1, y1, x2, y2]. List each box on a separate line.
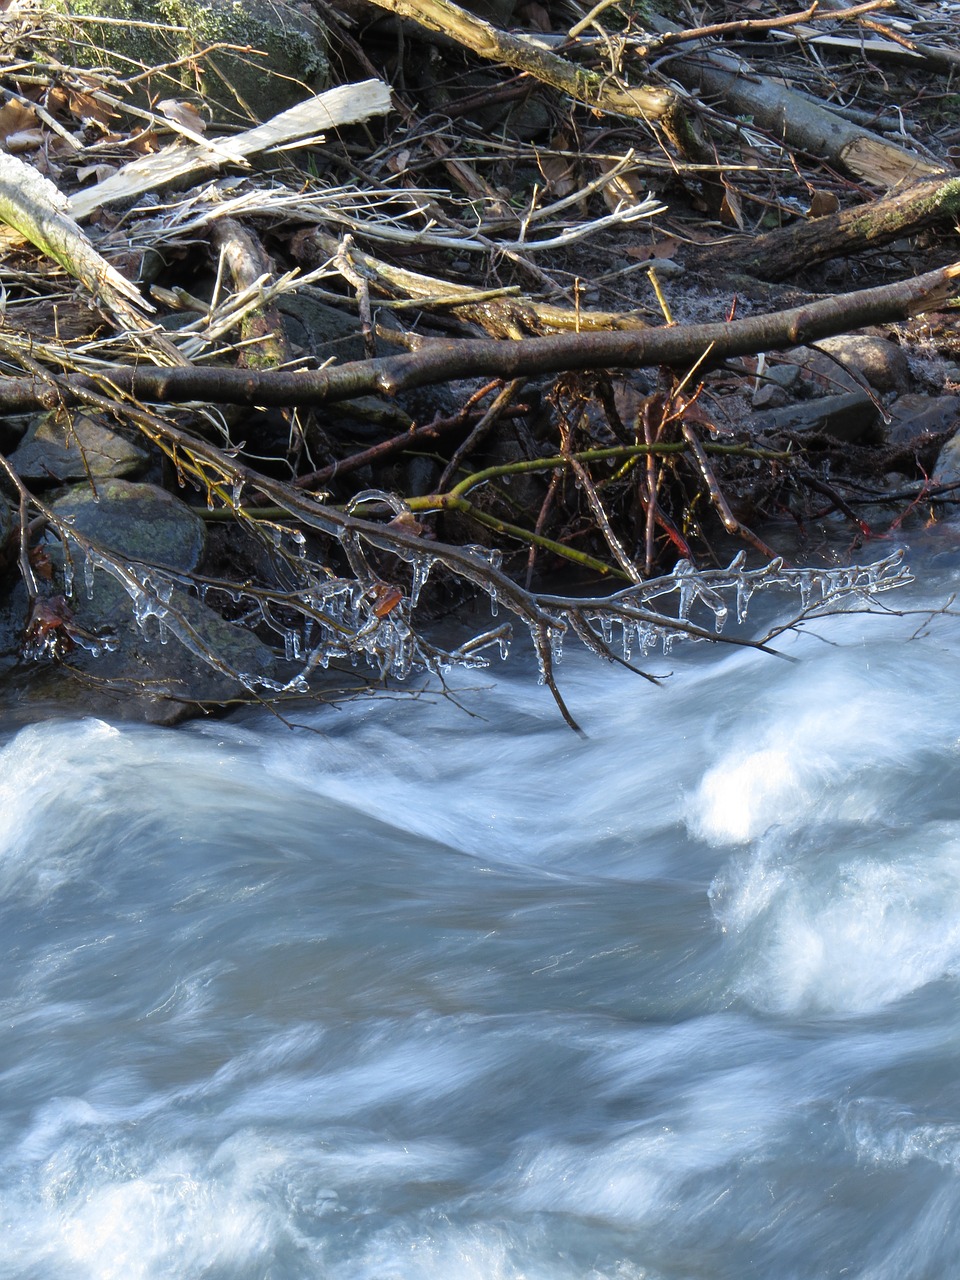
[0, 0, 954, 727]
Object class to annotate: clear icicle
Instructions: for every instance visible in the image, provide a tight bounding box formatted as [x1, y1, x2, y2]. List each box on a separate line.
[410, 555, 435, 608]
[673, 560, 695, 620]
[550, 626, 565, 666]
[736, 578, 754, 624]
[83, 552, 96, 600]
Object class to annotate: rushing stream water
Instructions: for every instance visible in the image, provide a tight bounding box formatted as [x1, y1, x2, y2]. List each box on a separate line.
[3, 531, 960, 1279]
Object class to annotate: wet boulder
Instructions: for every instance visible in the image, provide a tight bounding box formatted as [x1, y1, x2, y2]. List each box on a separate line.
[9, 411, 148, 485]
[25, 480, 288, 723]
[811, 335, 911, 396]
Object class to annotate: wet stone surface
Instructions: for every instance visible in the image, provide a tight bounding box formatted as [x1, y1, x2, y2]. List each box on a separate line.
[20, 480, 289, 724]
[9, 411, 148, 485]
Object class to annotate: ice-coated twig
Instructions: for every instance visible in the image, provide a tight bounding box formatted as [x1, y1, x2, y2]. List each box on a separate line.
[14, 369, 914, 730]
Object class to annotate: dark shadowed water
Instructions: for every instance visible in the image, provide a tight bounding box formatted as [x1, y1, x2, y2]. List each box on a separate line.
[3, 533, 960, 1279]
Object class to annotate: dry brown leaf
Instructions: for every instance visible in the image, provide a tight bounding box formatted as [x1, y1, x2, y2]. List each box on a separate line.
[0, 99, 37, 146]
[127, 131, 161, 155]
[157, 99, 208, 134]
[598, 158, 649, 212]
[539, 150, 579, 199]
[387, 149, 412, 174]
[626, 235, 681, 260]
[719, 184, 745, 228]
[808, 188, 841, 218]
[76, 163, 118, 185]
[65, 89, 117, 128]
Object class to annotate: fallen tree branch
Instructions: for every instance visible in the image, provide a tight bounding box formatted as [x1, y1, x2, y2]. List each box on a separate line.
[362, 0, 679, 123]
[2, 260, 955, 412]
[643, 14, 946, 187]
[689, 176, 960, 280]
[30, 369, 915, 733]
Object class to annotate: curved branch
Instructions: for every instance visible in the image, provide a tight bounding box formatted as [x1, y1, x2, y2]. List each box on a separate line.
[0, 261, 954, 412]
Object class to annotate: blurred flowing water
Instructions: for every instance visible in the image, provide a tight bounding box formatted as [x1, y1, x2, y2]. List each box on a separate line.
[4, 533, 960, 1279]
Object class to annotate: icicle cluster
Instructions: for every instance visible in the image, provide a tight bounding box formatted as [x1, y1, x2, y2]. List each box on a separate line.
[42, 499, 912, 706]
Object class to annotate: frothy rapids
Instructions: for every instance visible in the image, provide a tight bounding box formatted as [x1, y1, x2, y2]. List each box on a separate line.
[4, 536, 960, 1279]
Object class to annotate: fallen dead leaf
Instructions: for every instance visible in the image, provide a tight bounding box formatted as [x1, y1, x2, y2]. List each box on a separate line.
[626, 235, 682, 260]
[808, 188, 841, 217]
[539, 149, 579, 200]
[157, 99, 208, 134]
[719, 184, 745, 229]
[76, 163, 118, 185]
[0, 98, 37, 146]
[598, 158, 649, 212]
[5, 128, 44, 153]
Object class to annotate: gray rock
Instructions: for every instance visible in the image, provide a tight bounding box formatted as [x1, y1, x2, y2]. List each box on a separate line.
[750, 389, 881, 444]
[9, 411, 148, 484]
[0, 495, 29, 681]
[51, 478, 206, 572]
[934, 427, 960, 490]
[808, 335, 911, 395]
[0, 413, 36, 453]
[885, 394, 960, 450]
[27, 480, 287, 722]
[763, 362, 802, 391]
[279, 296, 369, 364]
[751, 383, 790, 410]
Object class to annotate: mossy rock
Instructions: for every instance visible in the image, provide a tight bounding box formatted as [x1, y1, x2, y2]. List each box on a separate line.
[51, 477, 206, 571]
[56, 0, 328, 119]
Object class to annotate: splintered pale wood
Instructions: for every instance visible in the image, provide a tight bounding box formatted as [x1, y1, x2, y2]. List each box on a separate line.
[0, 151, 187, 365]
[362, 0, 677, 122]
[69, 79, 393, 222]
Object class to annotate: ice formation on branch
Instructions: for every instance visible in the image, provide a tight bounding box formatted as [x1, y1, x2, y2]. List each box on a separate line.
[34, 478, 912, 732]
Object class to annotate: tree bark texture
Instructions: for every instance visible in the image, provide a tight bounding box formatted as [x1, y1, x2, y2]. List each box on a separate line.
[4, 259, 956, 413]
[689, 177, 960, 280]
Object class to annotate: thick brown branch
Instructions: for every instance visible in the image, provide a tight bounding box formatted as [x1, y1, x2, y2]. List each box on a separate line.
[1, 260, 953, 413]
[690, 177, 960, 280]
